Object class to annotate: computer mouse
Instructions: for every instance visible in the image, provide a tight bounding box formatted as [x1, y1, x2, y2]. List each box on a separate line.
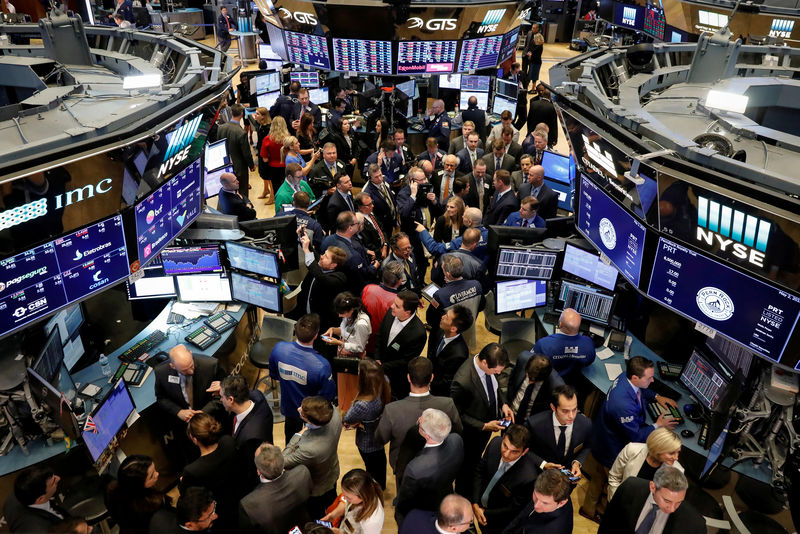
[146, 351, 170, 368]
[681, 429, 695, 438]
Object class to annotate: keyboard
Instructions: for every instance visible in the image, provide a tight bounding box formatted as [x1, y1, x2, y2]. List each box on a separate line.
[647, 402, 684, 425]
[650, 378, 681, 401]
[185, 325, 220, 350]
[119, 330, 168, 363]
[204, 311, 237, 334]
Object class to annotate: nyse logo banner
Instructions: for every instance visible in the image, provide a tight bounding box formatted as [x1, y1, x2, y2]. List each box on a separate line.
[477, 8, 506, 33]
[696, 196, 771, 268]
[159, 114, 202, 179]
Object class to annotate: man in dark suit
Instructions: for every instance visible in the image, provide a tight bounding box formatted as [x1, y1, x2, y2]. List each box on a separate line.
[511, 154, 533, 192]
[526, 385, 592, 481]
[501, 126, 524, 163]
[506, 62, 528, 130]
[290, 236, 348, 332]
[307, 142, 346, 200]
[217, 172, 256, 222]
[395, 408, 464, 524]
[374, 290, 427, 399]
[526, 87, 558, 146]
[375, 357, 463, 489]
[448, 121, 484, 155]
[428, 305, 472, 397]
[276, 191, 324, 252]
[215, 6, 234, 51]
[502, 469, 573, 534]
[219, 374, 274, 491]
[394, 129, 415, 173]
[484, 171, 520, 226]
[482, 139, 516, 176]
[451, 343, 513, 495]
[432, 154, 462, 205]
[355, 195, 387, 259]
[216, 104, 254, 196]
[3, 467, 68, 533]
[508, 354, 565, 421]
[382, 232, 422, 292]
[148, 487, 218, 534]
[320, 211, 380, 291]
[460, 95, 488, 139]
[400, 495, 473, 534]
[397, 167, 441, 283]
[290, 88, 322, 133]
[154, 344, 223, 424]
[362, 163, 397, 237]
[464, 159, 492, 213]
[523, 129, 549, 165]
[598, 465, 705, 534]
[240, 443, 313, 534]
[416, 137, 446, 170]
[363, 140, 405, 187]
[424, 99, 452, 151]
[325, 173, 356, 230]
[519, 165, 558, 219]
[472, 425, 541, 534]
[455, 132, 484, 176]
[270, 81, 300, 128]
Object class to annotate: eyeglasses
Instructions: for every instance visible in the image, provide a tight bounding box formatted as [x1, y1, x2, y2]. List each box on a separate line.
[198, 501, 217, 523]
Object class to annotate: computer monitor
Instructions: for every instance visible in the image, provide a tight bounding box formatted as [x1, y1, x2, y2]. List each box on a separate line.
[26, 367, 81, 440]
[495, 78, 519, 99]
[225, 241, 280, 278]
[492, 95, 516, 116]
[561, 243, 618, 291]
[263, 59, 283, 71]
[239, 215, 299, 270]
[204, 165, 233, 198]
[308, 87, 329, 105]
[160, 245, 223, 275]
[496, 279, 547, 314]
[45, 304, 84, 345]
[487, 226, 548, 259]
[396, 79, 415, 99]
[680, 350, 730, 410]
[231, 272, 282, 313]
[204, 139, 230, 172]
[251, 71, 281, 95]
[290, 71, 320, 88]
[126, 267, 177, 300]
[706, 335, 753, 378]
[259, 43, 282, 60]
[496, 246, 557, 280]
[438, 73, 461, 90]
[541, 151, 570, 185]
[32, 325, 65, 385]
[175, 273, 232, 303]
[257, 91, 280, 110]
[460, 75, 491, 92]
[82, 379, 135, 462]
[555, 279, 615, 326]
[459, 91, 489, 111]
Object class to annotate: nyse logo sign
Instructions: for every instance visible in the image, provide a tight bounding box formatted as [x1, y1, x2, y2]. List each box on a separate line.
[408, 17, 457, 31]
[159, 115, 202, 179]
[477, 8, 505, 33]
[695, 196, 771, 268]
[581, 134, 618, 178]
[278, 8, 317, 25]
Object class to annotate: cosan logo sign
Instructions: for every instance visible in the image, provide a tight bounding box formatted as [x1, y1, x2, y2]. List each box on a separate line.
[408, 17, 457, 31]
[278, 7, 317, 25]
[695, 196, 771, 268]
[159, 115, 202, 179]
[477, 8, 505, 33]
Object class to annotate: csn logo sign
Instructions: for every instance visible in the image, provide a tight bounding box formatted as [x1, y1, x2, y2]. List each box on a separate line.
[407, 17, 457, 31]
[278, 8, 317, 25]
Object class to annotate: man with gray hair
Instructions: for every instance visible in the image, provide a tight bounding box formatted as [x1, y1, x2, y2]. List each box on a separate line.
[239, 443, 313, 533]
[598, 464, 704, 534]
[395, 408, 465, 524]
[399, 494, 474, 534]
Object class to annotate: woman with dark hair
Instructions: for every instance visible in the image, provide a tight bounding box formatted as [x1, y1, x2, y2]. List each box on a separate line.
[332, 118, 360, 178]
[371, 118, 389, 154]
[297, 112, 318, 157]
[253, 106, 273, 202]
[323, 292, 372, 358]
[321, 469, 384, 534]
[342, 360, 391, 489]
[180, 413, 239, 532]
[432, 195, 465, 243]
[106, 455, 165, 534]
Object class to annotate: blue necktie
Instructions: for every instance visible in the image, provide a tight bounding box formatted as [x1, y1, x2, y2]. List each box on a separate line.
[436, 336, 446, 356]
[481, 461, 508, 506]
[636, 504, 659, 534]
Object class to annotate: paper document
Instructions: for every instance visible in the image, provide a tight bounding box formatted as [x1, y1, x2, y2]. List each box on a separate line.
[605, 363, 623, 381]
[589, 324, 605, 337]
[597, 347, 615, 360]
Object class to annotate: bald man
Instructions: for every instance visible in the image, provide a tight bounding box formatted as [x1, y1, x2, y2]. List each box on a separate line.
[399, 494, 474, 534]
[217, 172, 257, 221]
[532, 309, 596, 384]
[154, 345, 224, 423]
[519, 164, 558, 219]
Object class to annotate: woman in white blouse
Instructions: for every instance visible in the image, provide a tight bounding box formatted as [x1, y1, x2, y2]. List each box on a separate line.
[607, 427, 684, 500]
[322, 469, 384, 534]
[323, 292, 372, 357]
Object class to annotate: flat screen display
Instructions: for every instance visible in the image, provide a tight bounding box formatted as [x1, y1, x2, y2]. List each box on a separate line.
[556, 279, 615, 325]
[643, 5, 666, 40]
[257, 91, 280, 110]
[396, 80, 415, 98]
[290, 71, 320, 88]
[578, 174, 647, 286]
[496, 279, 547, 313]
[126, 267, 176, 300]
[541, 151, 570, 185]
[175, 273, 232, 302]
[252, 71, 281, 95]
[680, 350, 729, 410]
[285, 31, 331, 69]
[27, 367, 80, 440]
[308, 87, 329, 105]
[562, 243, 618, 291]
[492, 95, 516, 116]
[83, 379, 135, 462]
[258, 43, 282, 60]
[122, 167, 138, 205]
[457, 35, 503, 72]
[438, 73, 461, 90]
[496, 247, 557, 280]
[160, 245, 223, 275]
[614, 3, 644, 29]
[495, 78, 518, 99]
[204, 139, 229, 172]
[33, 325, 64, 384]
[332, 38, 393, 75]
[459, 91, 489, 111]
[231, 272, 282, 313]
[499, 27, 520, 61]
[460, 75, 491, 92]
[226, 241, 280, 278]
[204, 165, 233, 199]
[647, 237, 800, 363]
[397, 40, 457, 74]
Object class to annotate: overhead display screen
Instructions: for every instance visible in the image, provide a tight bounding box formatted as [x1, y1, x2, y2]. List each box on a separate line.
[499, 27, 519, 62]
[647, 237, 800, 363]
[578, 174, 647, 286]
[614, 3, 644, 30]
[461, 75, 491, 92]
[285, 31, 331, 69]
[332, 38, 393, 75]
[0, 215, 130, 338]
[397, 40, 458, 74]
[643, 5, 666, 40]
[457, 35, 503, 72]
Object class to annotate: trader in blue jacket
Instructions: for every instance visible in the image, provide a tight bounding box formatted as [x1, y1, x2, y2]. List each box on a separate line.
[532, 308, 596, 384]
[580, 356, 678, 521]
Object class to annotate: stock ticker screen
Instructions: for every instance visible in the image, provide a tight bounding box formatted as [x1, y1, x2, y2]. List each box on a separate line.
[457, 35, 503, 72]
[285, 31, 331, 69]
[397, 40, 458, 74]
[643, 5, 666, 40]
[332, 38, 393, 74]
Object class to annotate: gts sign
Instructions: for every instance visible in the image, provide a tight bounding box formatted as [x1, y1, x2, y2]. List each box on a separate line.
[407, 17, 457, 31]
[278, 8, 317, 25]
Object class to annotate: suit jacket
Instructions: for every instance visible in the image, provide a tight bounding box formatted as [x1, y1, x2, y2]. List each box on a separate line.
[507, 351, 565, 419]
[525, 410, 592, 468]
[510, 171, 526, 192]
[482, 153, 516, 176]
[154, 355, 223, 420]
[179, 435, 241, 528]
[463, 172, 493, 212]
[364, 151, 404, 185]
[526, 99, 559, 146]
[598, 477, 705, 534]
[502, 499, 573, 534]
[283, 409, 342, 496]
[3, 494, 67, 534]
[416, 149, 446, 170]
[374, 310, 427, 398]
[448, 135, 484, 155]
[290, 101, 322, 132]
[395, 433, 464, 519]
[473, 436, 541, 534]
[382, 250, 422, 292]
[398, 509, 438, 534]
[375, 393, 463, 468]
[326, 190, 356, 227]
[607, 442, 685, 500]
[218, 190, 256, 221]
[485, 190, 520, 226]
[239, 466, 313, 534]
[147, 509, 185, 534]
[506, 141, 524, 163]
[455, 147, 485, 175]
[308, 158, 346, 198]
[217, 120, 254, 179]
[234, 390, 275, 489]
[359, 217, 385, 256]
[451, 357, 507, 436]
[320, 233, 378, 291]
[288, 257, 347, 331]
[362, 180, 397, 236]
[427, 331, 470, 397]
[519, 182, 558, 219]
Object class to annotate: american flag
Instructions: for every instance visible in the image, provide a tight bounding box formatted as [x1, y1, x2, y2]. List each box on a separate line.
[84, 415, 98, 434]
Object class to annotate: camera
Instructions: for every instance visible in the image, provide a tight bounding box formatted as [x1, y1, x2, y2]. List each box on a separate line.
[418, 183, 433, 196]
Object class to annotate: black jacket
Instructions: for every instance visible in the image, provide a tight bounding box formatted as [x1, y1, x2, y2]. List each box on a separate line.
[154, 355, 224, 420]
[374, 310, 427, 399]
[218, 190, 256, 221]
[427, 331, 470, 397]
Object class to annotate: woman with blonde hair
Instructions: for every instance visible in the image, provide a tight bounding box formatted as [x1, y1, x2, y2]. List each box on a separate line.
[321, 469, 384, 534]
[253, 107, 273, 201]
[282, 135, 319, 177]
[607, 426, 684, 499]
[260, 115, 289, 200]
[433, 195, 465, 243]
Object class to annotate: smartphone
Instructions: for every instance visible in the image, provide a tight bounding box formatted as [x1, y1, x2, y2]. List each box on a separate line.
[316, 520, 333, 527]
[560, 468, 580, 483]
[498, 419, 511, 428]
[321, 334, 334, 342]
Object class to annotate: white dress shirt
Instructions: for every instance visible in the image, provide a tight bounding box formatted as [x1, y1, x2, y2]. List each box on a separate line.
[635, 493, 669, 534]
[473, 356, 498, 404]
[233, 400, 255, 435]
[388, 315, 413, 345]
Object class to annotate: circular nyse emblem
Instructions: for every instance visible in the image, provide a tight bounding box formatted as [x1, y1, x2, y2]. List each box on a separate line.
[696, 287, 735, 321]
[146, 210, 155, 224]
[598, 218, 617, 250]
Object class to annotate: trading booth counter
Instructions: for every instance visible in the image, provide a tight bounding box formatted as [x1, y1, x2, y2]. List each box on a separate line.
[533, 310, 773, 484]
[0, 302, 246, 477]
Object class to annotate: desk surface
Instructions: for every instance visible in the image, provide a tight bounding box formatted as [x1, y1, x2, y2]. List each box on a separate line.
[534, 310, 773, 483]
[0, 302, 244, 477]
